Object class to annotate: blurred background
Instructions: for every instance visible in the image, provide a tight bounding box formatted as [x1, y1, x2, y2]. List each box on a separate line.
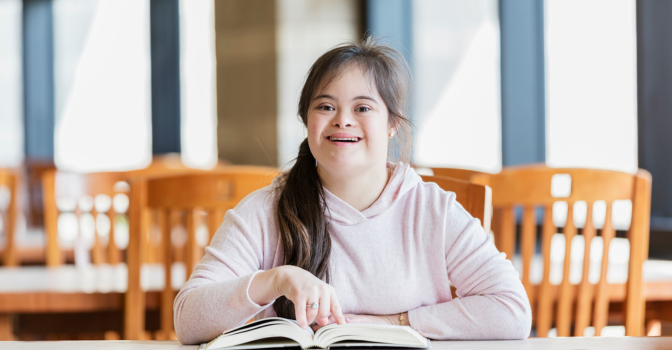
[2, 0, 670, 258]
[1, 0, 672, 340]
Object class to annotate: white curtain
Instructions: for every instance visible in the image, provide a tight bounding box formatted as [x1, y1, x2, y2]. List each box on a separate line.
[53, 0, 152, 172]
[179, 0, 218, 169]
[413, 0, 502, 173]
[545, 0, 638, 174]
[0, 0, 24, 167]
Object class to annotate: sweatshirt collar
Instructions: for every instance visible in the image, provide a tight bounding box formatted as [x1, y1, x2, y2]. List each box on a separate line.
[323, 162, 420, 226]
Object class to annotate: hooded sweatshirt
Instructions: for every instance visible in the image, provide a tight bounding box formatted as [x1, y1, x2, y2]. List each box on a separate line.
[173, 162, 532, 344]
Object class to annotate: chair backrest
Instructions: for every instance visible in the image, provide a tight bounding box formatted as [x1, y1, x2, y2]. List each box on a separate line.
[43, 170, 131, 266]
[41, 156, 232, 267]
[471, 165, 651, 337]
[142, 166, 279, 273]
[0, 169, 18, 266]
[430, 167, 486, 182]
[131, 165, 278, 339]
[420, 175, 492, 232]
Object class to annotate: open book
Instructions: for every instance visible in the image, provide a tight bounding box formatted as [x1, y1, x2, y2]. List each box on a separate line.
[202, 317, 430, 349]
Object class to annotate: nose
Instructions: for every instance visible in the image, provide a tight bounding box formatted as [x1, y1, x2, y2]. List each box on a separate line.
[332, 109, 356, 128]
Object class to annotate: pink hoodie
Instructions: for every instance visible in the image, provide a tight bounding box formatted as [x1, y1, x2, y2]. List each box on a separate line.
[174, 162, 531, 344]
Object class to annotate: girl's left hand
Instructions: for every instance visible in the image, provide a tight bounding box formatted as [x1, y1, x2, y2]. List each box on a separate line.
[311, 313, 401, 332]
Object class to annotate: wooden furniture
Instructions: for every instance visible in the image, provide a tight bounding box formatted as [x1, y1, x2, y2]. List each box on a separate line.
[471, 166, 652, 337]
[430, 167, 487, 182]
[42, 155, 231, 266]
[420, 175, 492, 232]
[0, 170, 138, 340]
[42, 170, 131, 267]
[125, 166, 279, 340]
[0, 169, 18, 267]
[2, 337, 672, 350]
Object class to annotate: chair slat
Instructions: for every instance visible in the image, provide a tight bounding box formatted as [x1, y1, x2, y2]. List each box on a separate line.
[161, 208, 173, 339]
[556, 203, 576, 336]
[491, 208, 501, 248]
[521, 206, 536, 303]
[91, 208, 103, 265]
[125, 179, 146, 340]
[574, 203, 596, 336]
[499, 206, 516, 260]
[43, 171, 61, 266]
[108, 211, 120, 265]
[624, 173, 652, 336]
[0, 171, 18, 266]
[185, 210, 198, 278]
[536, 206, 555, 337]
[143, 211, 158, 264]
[593, 203, 614, 336]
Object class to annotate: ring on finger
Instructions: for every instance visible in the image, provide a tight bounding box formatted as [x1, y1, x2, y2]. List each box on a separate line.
[306, 302, 319, 309]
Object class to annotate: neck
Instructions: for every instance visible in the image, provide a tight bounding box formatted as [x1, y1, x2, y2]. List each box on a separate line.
[318, 161, 391, 211]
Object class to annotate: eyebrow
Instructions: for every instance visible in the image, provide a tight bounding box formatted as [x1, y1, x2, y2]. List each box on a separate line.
[312, 94, 378, 104]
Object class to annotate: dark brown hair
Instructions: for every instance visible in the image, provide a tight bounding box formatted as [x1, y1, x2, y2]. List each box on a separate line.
[273, 37, 412, 318]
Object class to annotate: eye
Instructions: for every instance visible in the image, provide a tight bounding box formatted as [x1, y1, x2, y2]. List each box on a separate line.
[355, 106, 371, 113]
[318, 105, 334, 111]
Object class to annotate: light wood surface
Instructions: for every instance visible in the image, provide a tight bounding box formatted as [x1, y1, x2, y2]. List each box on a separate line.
[1, 337, 672, 350]
[429, 167, 486, 182]
[471, 165, 653, 337]
[420, 175, 492, 232]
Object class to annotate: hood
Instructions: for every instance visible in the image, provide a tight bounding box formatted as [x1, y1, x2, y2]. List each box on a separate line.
[323, 162, 421, 226]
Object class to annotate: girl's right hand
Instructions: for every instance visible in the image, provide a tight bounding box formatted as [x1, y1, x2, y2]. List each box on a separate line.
[274, 265, 347, 329]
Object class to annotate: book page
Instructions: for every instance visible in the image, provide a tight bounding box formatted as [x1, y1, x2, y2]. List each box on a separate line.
[314, 324, 428, 348]
[205, 318, 314, 349]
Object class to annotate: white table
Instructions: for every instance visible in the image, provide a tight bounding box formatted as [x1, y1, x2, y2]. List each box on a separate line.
[1, 338, 671, 350]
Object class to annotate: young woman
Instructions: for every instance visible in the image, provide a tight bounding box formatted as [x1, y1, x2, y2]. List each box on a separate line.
[174, 38, 531, 344]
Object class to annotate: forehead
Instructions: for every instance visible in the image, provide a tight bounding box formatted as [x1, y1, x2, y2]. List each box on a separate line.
[314, 64, 380, 98]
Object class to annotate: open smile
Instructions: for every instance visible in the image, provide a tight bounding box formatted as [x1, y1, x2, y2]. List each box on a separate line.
[325, 134, 363, 146]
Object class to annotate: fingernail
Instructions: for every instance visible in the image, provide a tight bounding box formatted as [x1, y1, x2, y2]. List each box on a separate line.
[346, 317, 351, 322]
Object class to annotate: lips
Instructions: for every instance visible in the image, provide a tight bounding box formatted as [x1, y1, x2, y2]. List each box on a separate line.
[325, 133, 362, 143]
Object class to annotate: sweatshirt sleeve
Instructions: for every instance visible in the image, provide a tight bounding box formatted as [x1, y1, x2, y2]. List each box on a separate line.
[173, 190, 276, 345]
[407, 197, 532, 340]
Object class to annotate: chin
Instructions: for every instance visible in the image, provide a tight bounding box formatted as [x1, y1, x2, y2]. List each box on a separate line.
[321, 157, 366, 173]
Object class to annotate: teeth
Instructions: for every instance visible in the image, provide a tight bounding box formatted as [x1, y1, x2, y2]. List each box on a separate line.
[329, 137, 359, 142]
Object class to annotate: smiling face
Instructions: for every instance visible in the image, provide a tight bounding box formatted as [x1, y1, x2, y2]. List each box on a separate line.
[306, 65, 391, 177]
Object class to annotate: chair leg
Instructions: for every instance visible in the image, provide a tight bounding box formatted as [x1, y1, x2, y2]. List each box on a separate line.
[0, 314, 14, 341]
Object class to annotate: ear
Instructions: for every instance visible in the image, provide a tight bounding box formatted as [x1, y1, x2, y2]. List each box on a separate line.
[388, 118, 402, 138]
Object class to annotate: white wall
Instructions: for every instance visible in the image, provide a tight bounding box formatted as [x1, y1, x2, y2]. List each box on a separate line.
[179, 0, 218, 169]
[545, 0, 638, 173]
[275, 0, 360, 169]
[0, 0, 24, 167]
[53, 0, 152, 172]
[413, 0, 502, 173]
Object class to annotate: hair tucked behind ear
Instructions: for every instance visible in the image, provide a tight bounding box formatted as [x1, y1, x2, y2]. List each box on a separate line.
[273, 139, 331, 319]
[273, 36, 412, 319]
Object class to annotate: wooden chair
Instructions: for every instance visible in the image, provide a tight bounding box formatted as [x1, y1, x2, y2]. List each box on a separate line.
[420, 175, 492, 232]
[0, 169, 18, 267]
[0, 170, 135, 340]
[125, 166, 279, 340]
[470, 166, 652, 337]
